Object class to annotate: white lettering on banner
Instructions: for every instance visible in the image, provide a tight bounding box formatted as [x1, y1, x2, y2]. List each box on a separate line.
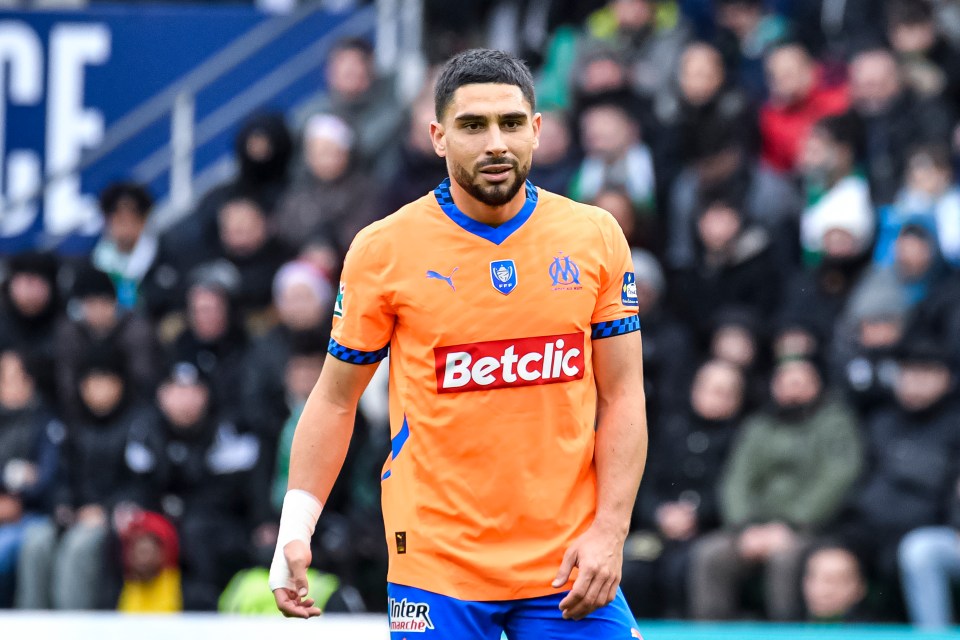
[435, 332, 585, 393]
[0, 22, 43, 235]
[44, 23, 110, 236]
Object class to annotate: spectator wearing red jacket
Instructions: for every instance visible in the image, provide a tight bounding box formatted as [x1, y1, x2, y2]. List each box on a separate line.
[760, 43, 849, 174]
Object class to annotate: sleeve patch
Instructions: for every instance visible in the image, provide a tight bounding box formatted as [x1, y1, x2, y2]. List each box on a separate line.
[621, 272, 638, 307]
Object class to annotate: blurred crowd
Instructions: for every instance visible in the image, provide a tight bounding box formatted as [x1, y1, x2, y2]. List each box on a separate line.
[3, 0, 960, 628]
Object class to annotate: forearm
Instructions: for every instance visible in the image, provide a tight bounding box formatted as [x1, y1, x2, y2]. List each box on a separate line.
[593, 389, 648, 540]
[286, 388, 357, 506]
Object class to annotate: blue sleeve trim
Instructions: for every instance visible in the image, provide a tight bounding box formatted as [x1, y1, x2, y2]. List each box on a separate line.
[328, 338, 389, 365]
[591, 315, 641, 340]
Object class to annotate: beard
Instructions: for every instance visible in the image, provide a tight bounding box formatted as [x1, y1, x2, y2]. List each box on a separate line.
[451, 157, 530, 207]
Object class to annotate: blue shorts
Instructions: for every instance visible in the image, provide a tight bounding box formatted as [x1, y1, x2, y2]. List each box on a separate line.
[387, 583, 643, 640]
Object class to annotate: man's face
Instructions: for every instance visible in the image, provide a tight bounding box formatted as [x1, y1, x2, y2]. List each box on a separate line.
[679, 45, 724, 107]
[107, 198, 147, 254]
[158, 381, 210, 429]
[581, 105, 636, 161]
[0, 352, 33, 410]
[766, 47, 815, 107]
[218, 200, 267, 257]
[188, 287, 229, 342]
[698, 204, 742, 252]
[895, 232, 935, 279]
[81, 296, 118, 334]
[8, 273, 51, 318]
[798, 128, 839, 180]
[890, 21, 936, 54]
[803, 548, 866, 619]
[431, 84, 541, 207]
[277, 281, 324, 331]
[896, 362, 951, 411]
[327, 48, 371, 100]
[80, 373, 124, 417]
[690, 361, 744, 421]
[772, 360, 821, 408]
[850, 51, 902, 115]
[305, 134, 350, 182]
[613, 0, 653, 31]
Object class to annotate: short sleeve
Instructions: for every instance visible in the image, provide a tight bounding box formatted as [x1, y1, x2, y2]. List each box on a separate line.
[590, 213, 640, 340]
[328, 230, 395, 364]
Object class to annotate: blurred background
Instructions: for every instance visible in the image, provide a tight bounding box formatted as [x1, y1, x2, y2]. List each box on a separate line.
[2, 0, 960, 635]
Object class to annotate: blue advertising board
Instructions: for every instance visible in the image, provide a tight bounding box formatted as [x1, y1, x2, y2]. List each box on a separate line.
[0, 5, 372, 254]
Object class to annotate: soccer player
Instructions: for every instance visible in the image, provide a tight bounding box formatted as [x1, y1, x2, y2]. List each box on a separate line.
[269, 48, 648, 638]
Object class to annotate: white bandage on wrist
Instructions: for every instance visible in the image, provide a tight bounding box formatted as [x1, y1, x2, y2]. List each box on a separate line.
[268, 489, 323, 592]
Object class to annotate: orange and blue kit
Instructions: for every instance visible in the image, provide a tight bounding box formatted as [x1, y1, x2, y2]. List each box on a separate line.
[328, 178, 643, 638]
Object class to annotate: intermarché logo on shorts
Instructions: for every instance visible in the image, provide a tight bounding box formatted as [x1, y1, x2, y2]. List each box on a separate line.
[389, 597, 435, 632]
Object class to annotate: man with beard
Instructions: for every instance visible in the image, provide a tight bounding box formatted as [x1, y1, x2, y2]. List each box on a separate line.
[270, 49, 647, 640]
[689, 357, 862, 621]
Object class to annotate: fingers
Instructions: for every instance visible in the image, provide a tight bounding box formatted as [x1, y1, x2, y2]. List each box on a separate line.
[552, 547, 578, 588]
[274, 588, 323, 619]
[284, 541, 311, 598]
[559, 567, 620, 621]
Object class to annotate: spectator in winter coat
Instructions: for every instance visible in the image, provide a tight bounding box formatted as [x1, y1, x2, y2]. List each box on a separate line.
[848, 47, 954, 205]
[91, 182, 157, 310]
[622, 360, 746, 618]
[55, 264, 161, 422]
[798, 113, 875, 266]
[689, 357, 863, 621]
[16, 349, 161, 610]
[0, 252, 61, 362]
[670, 192, 781, 341]
[272, 114, 382, 255]
[0, 347, 62, 607]
[760, 43, 849, 174]
[837, 336, 960, 606]
[151, 362, 271, 610]
[874, 144, 960, 269]
[240, 260, 333, 444]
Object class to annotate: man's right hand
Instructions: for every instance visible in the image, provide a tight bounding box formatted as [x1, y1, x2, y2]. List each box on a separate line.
[272, 539, 323, 619]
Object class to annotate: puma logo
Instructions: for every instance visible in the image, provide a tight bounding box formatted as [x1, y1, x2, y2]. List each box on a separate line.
[426, 267, 458, 291]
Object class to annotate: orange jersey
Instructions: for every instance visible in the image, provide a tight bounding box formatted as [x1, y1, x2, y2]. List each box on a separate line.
[329, 179, 640, 601]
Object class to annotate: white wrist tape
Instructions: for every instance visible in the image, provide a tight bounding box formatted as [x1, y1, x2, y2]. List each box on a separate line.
[268, 489, 323, 592]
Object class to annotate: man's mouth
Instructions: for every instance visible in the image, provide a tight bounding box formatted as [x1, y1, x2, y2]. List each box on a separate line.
[478, 164, 514, 183]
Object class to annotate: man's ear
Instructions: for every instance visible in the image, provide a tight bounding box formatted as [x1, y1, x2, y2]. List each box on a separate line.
[531, 112, 542, 150]
[430, 121, 446, 157]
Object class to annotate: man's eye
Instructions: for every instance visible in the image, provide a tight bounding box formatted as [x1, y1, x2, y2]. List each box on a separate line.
[465, 122, 482, 131]
[504, 121, 520, 129]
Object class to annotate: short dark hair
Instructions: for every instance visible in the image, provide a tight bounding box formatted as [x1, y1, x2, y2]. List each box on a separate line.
[331, 36, 374, 61]
[814, 112, 866, 161]
[887, 0, 933, 26]
[99, 182, 153, 219]
[434, 49, 536, 121]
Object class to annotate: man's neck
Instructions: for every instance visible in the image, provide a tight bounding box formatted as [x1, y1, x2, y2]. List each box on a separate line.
[447, 177, 528, 227]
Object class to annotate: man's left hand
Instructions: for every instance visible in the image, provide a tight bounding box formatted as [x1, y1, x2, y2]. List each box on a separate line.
[552, 523, 625, 620]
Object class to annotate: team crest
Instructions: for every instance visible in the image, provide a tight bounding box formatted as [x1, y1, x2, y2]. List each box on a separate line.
[549, 253, 582, 290]
[490, 260, 518, 295]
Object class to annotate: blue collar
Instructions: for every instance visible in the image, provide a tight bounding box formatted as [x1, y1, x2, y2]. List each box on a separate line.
[433, 178, 539, 245]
